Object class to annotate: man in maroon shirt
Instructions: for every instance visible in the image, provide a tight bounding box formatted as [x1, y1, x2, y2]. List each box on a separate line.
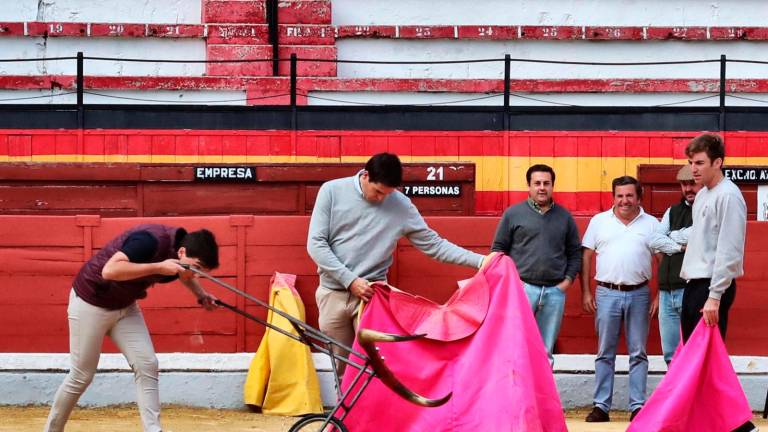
[44, 224, 219, 432]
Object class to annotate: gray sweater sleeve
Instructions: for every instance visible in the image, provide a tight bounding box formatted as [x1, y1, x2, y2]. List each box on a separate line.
[403, 201, 484, 268]
[564, 214, 582, 280]
[490, 210, 512, 254]
[306, 184, 358, 289]
[710, 191, 747, 300]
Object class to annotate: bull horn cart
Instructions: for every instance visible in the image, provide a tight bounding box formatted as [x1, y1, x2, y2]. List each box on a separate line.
[186, 266, 451, 432]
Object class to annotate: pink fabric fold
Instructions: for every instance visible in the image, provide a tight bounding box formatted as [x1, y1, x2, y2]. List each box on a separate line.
[340, 254, 567, 431]
[388, 275, 489, 341]
[628, 319, 753, 432]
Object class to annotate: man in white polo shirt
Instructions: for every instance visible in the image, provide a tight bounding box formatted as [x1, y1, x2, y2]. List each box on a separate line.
[581, 176, 660, 423]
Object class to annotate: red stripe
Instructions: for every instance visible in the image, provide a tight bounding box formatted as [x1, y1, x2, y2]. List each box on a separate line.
[90, 23, 146, 38]
[26, 22, 86, 37]
[6, 76, 768, 94]
[2, 130, 768, 158]
[4, 21, 768, 41]
[476, 191, 606, 215]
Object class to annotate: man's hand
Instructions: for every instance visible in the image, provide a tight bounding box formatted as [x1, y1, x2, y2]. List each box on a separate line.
[701, 297, 721, 326]
[197, 291, 218, 311]
[349, 278, 374, 302]
[480, 253, 498, 270]
[650, 294, 659, 318]
[157, 259, 185, 276]
[556, 278, 572, 293]
[582, 290, 596, 314]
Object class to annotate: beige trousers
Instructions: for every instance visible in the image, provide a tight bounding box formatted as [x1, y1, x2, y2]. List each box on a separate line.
[315, 286, 361, 375]
[44, 289, 161, 432]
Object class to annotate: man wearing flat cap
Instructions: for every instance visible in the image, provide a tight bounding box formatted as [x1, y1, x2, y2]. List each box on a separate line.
[648, 164, 700, 364]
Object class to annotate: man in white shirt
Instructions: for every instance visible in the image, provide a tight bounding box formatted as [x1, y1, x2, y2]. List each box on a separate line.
[648, 165, 700, 364]
[679, 133, 755, 432]
[581, 176, 660, 423]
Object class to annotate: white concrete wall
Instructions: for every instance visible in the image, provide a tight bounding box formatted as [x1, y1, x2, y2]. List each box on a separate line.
[327, 1, 768, 106]
[0, 89, 248, 105]
[0, 0, 201, 23]
[307, 91, 768, 107]
[336, 40, 766, 80]
[2, 353, 766, 410]
[332, 0, 768, 26]
[0, 38, 206, 76]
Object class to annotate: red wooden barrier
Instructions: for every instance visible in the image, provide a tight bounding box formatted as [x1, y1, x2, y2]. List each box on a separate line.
[1, 215, 766, 355]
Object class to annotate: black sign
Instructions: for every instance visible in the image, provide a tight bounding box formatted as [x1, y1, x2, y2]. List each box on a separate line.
[194, 166, 255, 182]
[402, 183, 462, 197]
[723, 167, 768, 183]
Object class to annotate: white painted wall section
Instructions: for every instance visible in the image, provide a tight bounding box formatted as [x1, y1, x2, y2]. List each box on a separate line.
[0, 0, 201, 24]
[333, 0, 768, 26]
[308, 92, 768, 107]
[2, 354, 767, 409]
[337, 40, 768, 80]
[0, 38, 206, 76]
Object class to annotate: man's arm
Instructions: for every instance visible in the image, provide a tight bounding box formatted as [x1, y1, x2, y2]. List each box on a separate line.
[703, 193, 746, 326]
[306, 184, 358, 290]
[581, 248, 596, 314]
[405, 203, 484, 268]
[102, 251, 182, 281]
[562, 215, 583, 288]
[709, 193, 747, 298]
[668, 226, 690, 246]
[648, 208, 683, 255]
[490, 211, 512, 254]
[180, 277, 218, 311]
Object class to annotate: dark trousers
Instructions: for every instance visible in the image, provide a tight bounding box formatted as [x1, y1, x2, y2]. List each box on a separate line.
[681, 279, 736, 344]
[681, 280, 754, 432]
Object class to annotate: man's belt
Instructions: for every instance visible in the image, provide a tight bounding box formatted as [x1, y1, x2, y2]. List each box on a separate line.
[596, 280, 647, 292]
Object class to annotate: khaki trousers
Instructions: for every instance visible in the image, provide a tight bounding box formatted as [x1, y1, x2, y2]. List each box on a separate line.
[315, 286, 361, 375]
[45, 289, 161, 432]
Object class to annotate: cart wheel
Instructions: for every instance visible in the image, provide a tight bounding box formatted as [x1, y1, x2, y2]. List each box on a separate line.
[288, 414, 348, 432]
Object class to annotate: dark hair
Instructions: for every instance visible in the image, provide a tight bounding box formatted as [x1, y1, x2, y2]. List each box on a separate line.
[611, 176, 643, 199]
[365, 152, 403, 187]
[685, 133, 725, 163]
[526, 164, 556, 185]
[181, 229, 219, 270]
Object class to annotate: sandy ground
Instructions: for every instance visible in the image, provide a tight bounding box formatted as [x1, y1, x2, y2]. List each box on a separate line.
[2, 406, 765, 431]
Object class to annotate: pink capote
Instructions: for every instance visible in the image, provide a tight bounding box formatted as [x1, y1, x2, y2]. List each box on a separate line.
[628, 320, 753, 432]
[340, 254, 567, 431]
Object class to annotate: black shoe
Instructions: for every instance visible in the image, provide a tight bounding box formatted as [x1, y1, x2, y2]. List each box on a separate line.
[630, 408, 641, 421]
[732, 421, 759, 432]
[585, 406, 610, 422]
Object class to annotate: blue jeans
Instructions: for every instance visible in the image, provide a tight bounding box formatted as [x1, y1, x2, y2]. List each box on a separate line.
[658, 288, 684, 364]
[594, 285, 650, 412]
[523, 283, 566, 366]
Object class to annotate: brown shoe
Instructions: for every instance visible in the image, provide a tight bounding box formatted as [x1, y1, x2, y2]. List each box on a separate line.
[585, 406, 610, 422]
[630, 408, 641, 421]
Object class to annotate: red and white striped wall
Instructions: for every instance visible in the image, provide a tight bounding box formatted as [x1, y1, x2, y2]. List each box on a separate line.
[3, 1, 768, 105]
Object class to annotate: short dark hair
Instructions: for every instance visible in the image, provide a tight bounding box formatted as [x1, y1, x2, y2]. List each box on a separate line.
[611, 176, 643, 199]
[526, 164, 556, 185]
[685, 133, 725, 163]
[365, 152, 402, 187]
[181, 229, 219, 270]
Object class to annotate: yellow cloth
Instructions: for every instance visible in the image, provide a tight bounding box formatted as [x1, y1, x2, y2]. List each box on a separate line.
[243, 273, 323, 415]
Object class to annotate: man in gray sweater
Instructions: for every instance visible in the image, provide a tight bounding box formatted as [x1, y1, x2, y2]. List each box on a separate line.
[679, 133, 756, 432]
[491, 164, 581, 366]
[680, 133, 746, 341]
[307, 153, 487, 372]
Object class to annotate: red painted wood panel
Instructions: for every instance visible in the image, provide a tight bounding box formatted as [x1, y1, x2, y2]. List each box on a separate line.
[204, 0, 266, 24]
[1, 216, 767, 355]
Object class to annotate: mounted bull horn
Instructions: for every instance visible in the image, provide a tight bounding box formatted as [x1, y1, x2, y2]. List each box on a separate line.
[357, 328, 452, 408]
